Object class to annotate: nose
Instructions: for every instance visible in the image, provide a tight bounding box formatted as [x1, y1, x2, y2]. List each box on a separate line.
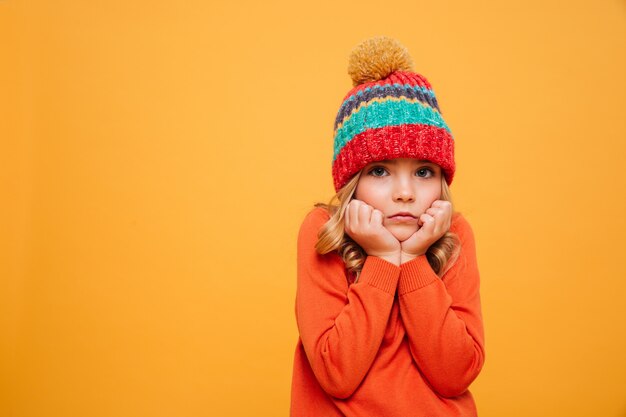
[392, 176, 415, 202]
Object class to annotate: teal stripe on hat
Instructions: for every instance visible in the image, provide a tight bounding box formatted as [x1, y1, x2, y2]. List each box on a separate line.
[335, 83, 440, 129]
[332, 98, 452, 162]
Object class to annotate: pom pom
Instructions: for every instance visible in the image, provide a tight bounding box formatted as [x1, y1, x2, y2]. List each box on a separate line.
[347, 36, 414, 87]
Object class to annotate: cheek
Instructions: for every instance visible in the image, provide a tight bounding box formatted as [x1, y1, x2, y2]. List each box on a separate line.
[427, 184, 442, 202]
[354, 183, 385, 207]
[417, 185, 442, 208]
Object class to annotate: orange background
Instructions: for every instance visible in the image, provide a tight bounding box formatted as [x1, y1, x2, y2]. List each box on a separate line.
[2, 1, 625, 416]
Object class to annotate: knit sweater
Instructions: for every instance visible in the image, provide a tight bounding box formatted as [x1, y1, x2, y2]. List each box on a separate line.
[290, 207, 485, 417]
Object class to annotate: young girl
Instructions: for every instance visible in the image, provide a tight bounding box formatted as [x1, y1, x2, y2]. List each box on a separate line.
[290, 37, 485, 416]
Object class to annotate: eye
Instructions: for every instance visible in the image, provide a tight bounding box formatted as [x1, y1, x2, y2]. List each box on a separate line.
[416, 167, 435, 178]
[368, 166, 388, 177]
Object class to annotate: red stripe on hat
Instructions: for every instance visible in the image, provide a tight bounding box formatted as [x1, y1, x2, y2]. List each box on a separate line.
[332, 124, 455, 192]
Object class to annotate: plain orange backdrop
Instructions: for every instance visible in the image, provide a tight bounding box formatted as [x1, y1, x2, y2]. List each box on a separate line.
[2, 1, 625, 416]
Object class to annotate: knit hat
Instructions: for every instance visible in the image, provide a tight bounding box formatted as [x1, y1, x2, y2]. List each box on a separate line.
[331, 36, 455, 192]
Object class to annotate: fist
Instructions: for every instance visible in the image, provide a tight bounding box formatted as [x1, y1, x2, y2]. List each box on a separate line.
[400, 200, 452, 262]
[344, 200, 401, 265]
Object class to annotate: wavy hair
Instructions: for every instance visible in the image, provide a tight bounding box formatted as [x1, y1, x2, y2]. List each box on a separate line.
[314, 171, 460, 283]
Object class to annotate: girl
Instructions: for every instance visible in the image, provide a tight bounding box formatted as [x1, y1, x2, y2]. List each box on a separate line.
[290, 37, 485, 417]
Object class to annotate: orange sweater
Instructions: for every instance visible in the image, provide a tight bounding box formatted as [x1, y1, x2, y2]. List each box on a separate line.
[290, 207, 485, 417]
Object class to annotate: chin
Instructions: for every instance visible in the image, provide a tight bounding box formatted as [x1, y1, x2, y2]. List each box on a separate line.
[388, 226, 417, 242]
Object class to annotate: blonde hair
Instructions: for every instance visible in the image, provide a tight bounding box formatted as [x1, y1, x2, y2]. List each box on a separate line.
[314, 171, 460, 283]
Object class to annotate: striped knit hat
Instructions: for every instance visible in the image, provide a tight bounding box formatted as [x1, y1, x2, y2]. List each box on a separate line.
[331, 36, 455, 192]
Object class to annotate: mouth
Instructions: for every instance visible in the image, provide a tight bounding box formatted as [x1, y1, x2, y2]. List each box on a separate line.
[388, 212, 418, 222]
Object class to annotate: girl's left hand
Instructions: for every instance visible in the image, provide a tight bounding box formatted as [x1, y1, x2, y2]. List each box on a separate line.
[400, 200, 452, 263]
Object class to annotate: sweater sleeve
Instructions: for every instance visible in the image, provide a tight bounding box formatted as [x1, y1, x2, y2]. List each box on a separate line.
[295, 208, 401, 399]
[396, 214, 485, 398]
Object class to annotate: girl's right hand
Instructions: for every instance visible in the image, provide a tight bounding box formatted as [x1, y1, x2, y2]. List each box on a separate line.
[344, 199, 401, 266]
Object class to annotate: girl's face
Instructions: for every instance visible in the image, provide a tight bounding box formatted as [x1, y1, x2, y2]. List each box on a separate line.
[354, 158, 442, 242]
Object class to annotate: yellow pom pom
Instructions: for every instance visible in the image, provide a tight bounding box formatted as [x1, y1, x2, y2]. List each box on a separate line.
[347, 36, 415, 87]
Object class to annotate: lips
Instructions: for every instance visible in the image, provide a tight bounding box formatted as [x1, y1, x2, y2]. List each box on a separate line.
[387, 212, 418, 223]
[389, 212, 417, 219]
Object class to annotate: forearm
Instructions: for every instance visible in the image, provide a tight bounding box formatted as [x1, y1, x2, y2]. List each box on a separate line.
[397, 255, 485, 398]
[297, 256, 400, 398]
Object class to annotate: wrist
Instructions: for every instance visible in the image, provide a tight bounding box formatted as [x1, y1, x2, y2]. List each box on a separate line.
[400, 250, 425, 265]
[371, 252, 401, 266]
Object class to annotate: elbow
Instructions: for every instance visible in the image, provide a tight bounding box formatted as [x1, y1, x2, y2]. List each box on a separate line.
[430, 370, 481, 399]
[430, 347, 485, 399]
[313, 356, 364, 399]
[431, 380, 472, 399]
[318, 374, 361, 399]
[311, 338, 369, 399]
[325, 386, 358, 400]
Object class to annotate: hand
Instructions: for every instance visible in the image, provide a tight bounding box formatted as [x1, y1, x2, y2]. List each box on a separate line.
[344, 199, 401, 266]
[400, 200, 452, 264]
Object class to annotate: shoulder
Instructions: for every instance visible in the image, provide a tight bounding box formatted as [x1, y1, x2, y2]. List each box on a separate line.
[298, 206, 331, 246]
[449, 212, 477, 248]
[442, 212, 480, 284]
[299, 206, 331, 234]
